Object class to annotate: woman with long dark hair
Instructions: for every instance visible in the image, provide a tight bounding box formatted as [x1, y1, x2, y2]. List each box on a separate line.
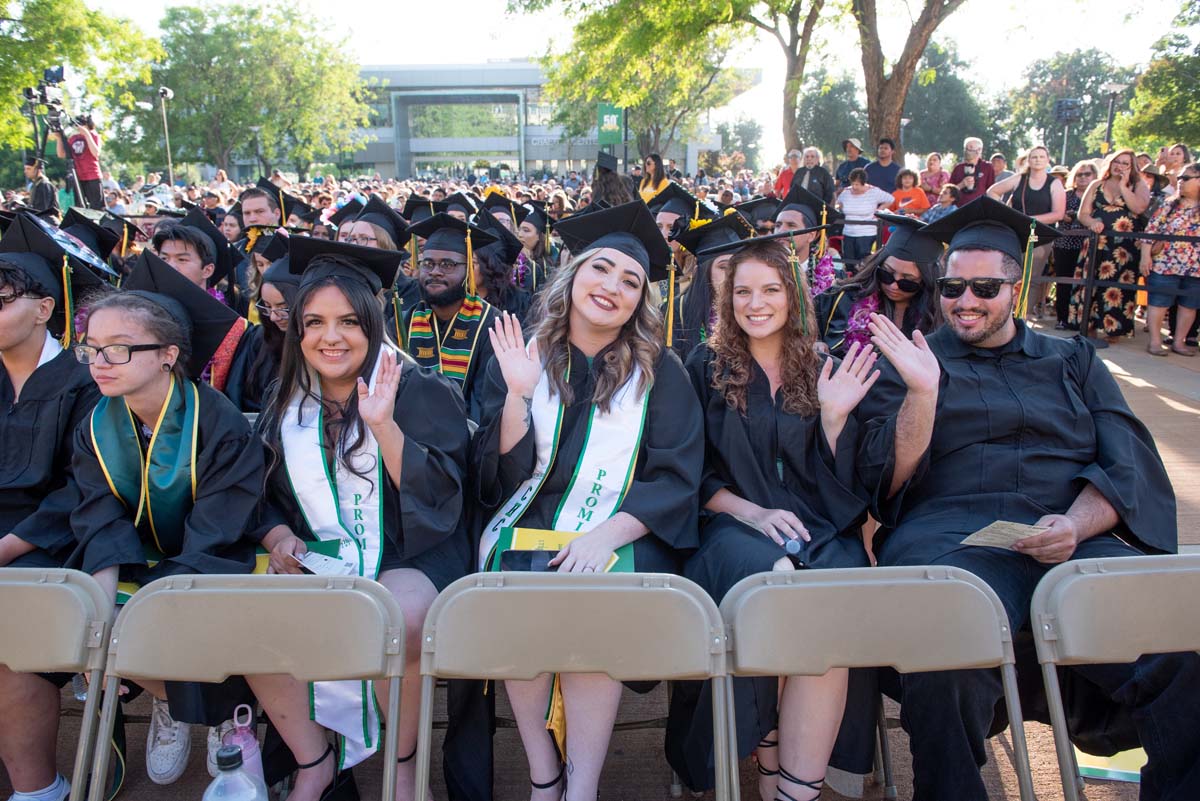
[666, 236, 878, 801]
[812, 213, 943, 357]
[1051, 159, 1099, 329]
[515, 201, 557, 293]
[638, 153, 669, 203]
[472, 206, 533, 320]
[225, 255, 297, 412]
[247, 237, 469, 801]
[472, 201, 703, 801]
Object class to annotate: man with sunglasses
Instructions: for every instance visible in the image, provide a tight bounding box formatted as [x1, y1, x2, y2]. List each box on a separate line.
[856, 197, 1197, 801]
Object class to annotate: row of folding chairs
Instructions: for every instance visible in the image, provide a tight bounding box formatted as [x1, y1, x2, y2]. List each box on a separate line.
[2, 555, 1197, 801]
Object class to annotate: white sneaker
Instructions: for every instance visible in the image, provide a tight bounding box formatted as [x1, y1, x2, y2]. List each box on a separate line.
[145, 697, 192, 785]
[206, 719, 236, 777]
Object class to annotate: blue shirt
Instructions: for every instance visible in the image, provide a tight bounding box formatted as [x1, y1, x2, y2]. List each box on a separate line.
[865, 160, 900, 192]
[835, 157, 871, 188]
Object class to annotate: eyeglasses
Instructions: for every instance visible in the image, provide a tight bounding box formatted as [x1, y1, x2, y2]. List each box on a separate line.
[418, 258, 467, 273]
[345, 234, 378, 246]
[0, 290, 39, 308]
[877, 267, 922, 293]
[74, 343, 165, 365]
[936, 277, 1014, 300]
[1180, 175, 1198, 183]
[255, 302, 290, 319]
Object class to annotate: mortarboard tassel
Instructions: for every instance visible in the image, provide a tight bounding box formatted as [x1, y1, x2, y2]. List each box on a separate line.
[818, 206, 828, 258]
[466, 232, 476, 298]
[1015, 222, 1037, 321]
[60, 256, 75, 348]
[666, 264, 677, 348]
[120, 226, 129, 259]
[787, 236, 808, 336]
[393, 295, 406, 350]
[244, 227, 261, 255]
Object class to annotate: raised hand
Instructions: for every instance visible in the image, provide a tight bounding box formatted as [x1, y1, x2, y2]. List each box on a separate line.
[868, 314, 940, 396]
[489, 311, 541, 398]
[817, 342, 880, 422]
[357, 348, 401, 431]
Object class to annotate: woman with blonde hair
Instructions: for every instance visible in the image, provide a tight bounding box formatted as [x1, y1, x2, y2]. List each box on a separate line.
[472, 201, 703, 801]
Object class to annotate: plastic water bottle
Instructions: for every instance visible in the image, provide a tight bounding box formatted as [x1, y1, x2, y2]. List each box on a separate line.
[202, 746, 268, 801]
[221, 705, 264, 784]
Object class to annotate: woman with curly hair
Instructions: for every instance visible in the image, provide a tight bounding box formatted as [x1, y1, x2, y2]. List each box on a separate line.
[472, 201, 703, 801]
[1069, 148, 1151, 342]
[665, 235, 879, 801]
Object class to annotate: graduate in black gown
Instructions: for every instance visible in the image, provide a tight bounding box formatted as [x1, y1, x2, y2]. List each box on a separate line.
[855, 197, 1200, 801]
[248, 236, 470, 801]
[513, 200, 556, 294]
[224, 251, 296, 413]
[65, 250, 264, 784]
[472, 206, 533, 321]
[469, 201, 703, 801]
[347, 196, 423, 348]
[663, 235, 878, 801]
[0, 212, 113, 801]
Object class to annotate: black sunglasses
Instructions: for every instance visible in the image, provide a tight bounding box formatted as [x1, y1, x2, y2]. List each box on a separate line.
[877, 266, 922, 293]
[936, 277, 1015, 300]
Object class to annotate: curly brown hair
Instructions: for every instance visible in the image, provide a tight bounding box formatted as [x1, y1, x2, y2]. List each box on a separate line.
[708, 239, 821, 417]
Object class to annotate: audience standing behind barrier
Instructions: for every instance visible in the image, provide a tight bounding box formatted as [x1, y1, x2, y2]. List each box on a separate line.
[1140, 162, 1200, 357]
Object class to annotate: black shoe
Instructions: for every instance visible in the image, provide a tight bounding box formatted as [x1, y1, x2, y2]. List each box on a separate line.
[1055, 321, 1068, 330]
[295, 744, 358, 801]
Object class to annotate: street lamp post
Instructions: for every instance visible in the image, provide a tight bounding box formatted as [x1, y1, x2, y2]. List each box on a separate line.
[1100, 82, 1128, 156]
[158, 87, 175, 186]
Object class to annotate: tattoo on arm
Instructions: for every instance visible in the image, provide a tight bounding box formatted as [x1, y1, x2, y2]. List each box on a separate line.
[522, 395, 533, 426]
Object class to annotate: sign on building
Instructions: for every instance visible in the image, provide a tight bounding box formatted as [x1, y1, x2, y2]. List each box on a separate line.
[598, 103, 623, 146]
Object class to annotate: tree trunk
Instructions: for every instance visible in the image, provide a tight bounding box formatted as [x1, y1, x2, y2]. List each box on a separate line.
[851, 0, 967, 161]
[778, 1, 825, 154]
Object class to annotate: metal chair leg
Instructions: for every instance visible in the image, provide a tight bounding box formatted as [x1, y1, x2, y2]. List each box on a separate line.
[876, 696, 897, 800]
[1001, 665, 1036, 801]
[1043, 663, 1082, 801]
[413, 675, 436, 801]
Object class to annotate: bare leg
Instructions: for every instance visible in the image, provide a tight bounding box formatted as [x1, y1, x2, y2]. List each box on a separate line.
[559, 673, 622, 801]
[0, 667, 60, 792]
[1148, 305, 1168, 350]
[506, 674, 562, 800]
[775, 668, 850, 801]
[245, 674, 333, 801]
[374, 568, 438, 801]
[137, 679, 168, 699]
[1174, 307, 1197, 353]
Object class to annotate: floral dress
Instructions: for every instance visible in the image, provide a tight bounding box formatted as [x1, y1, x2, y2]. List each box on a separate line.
[1068, 188, 1141, 336]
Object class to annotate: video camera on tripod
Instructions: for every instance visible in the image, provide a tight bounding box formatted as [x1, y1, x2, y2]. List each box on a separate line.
[22, 66, 89, 133]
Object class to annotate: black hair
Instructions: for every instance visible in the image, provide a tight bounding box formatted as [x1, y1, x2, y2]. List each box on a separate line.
[848, 168, 869, 185]
[261, 259, 385, 487]
[591, 167, 635, 206]
[475, 247, 514, 303]
[942, 185, 960, 201]
[878, 138, 896, 149]
[152, 223, 214, 267]
[835, 248, 942, 337]
[86, 292, 192, 384]
[0, 263, 50, 298]
[640, 154, 666, 193]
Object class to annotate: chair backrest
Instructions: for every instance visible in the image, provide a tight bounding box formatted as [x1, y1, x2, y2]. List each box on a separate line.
[1032, 554, 1200, 666]
[722, 566, 1014, 676]
[421, 573, 725, 681]
[106, 575, 405, 683]
[0, 568, 109, 674]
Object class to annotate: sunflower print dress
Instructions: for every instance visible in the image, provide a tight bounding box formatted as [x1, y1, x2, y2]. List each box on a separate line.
[1068, 187, 1142, 336]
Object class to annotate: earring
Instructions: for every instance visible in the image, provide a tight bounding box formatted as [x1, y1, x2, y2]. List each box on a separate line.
[161, 363, 171, 372]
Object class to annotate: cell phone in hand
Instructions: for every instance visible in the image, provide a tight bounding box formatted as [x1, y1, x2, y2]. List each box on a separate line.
[499, 549, 560, 572]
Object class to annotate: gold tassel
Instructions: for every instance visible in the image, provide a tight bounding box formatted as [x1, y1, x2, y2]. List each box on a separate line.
[1015, 222, 1037, 320]
[818, 207, 828, 258]
[788, 237, 808, 336]
[60, 256, 74, 348]
[393, 295, 406, 350]
[466, 231, 476, 298]
[244, 227, 260, 255]
[666, 266, 677, 348]
[120, 226, 129, 258]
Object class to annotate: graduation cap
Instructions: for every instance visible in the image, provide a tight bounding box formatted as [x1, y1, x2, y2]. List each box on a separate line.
[401, 195, 446, 225]
[251, 232, 289, 263]
[596, 151, 619, 173]
[672, 211, 756, 261]
[442, 192, 477, 218]
[777, 184, 843, 227]
[99, 213, 143, 257]
[0, 212, 115, 345]
[481, 192, 529, 226]
[873, 211, 944, 264]
[553, 200, 672, 283]
[406, 213, 499, 297]
[353, 195, 409, 249]
[328, 198, 365, 230]
[254, 177, 290, 220]
[123, 250, 242, 379]
[260, 255, 299, 292]
[23, 155, 46, 168]
[299, 208, 327, 226]
[287, 236, 404, 295]
[921, 196, 1061, 319]
[0, 210, 13, 236]
[241, 224, 278, 256]
[733, 196, 780, 227]
[647, 182, 715, 220]
[180, 208, 235, 285]
[283, 195, 317, 224]
[61, 208, 121, 261]
[473, 206, 523, 267]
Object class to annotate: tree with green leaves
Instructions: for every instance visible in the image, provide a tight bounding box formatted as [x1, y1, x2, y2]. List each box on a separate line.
[1113, 0, 1199, 152]
[793, 68, 867, 166]
[107, 4, 372, 178]
[715, 116, 764, 170]
[0, 0, 161, 151]
[900, 42, 987, 157]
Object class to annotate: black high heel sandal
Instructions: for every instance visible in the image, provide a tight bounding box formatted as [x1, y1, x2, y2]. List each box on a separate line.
[755, 737, 779, 779]
[774, 766, 823, 801]
[295, 744, 356, 801]
[530, 763, 566, 800]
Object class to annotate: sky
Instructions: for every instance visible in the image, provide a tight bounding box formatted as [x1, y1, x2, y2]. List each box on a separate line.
[89, 0, 1181, 160]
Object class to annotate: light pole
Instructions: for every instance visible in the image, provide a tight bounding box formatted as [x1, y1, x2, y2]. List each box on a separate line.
[1100, 82, 1128, 156]
[158, 87, 175, 186]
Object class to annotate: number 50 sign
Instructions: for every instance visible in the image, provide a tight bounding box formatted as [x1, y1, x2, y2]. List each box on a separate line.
[598, 103, 623, 146]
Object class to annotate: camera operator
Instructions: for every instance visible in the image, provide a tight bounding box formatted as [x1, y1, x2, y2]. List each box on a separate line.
[23, 156, 60, 221]
[53, 114, 104, 209]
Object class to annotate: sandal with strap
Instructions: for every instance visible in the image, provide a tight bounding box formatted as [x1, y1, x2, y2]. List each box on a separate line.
[755, 737, 779, 778]
[775, 766, 824, 801]
[295, 744, 354, 801]
[531, 762, 566, 799]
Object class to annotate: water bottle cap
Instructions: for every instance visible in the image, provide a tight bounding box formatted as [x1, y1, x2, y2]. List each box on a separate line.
[784, 538, 802, 556]
[216, 745, 243, 770]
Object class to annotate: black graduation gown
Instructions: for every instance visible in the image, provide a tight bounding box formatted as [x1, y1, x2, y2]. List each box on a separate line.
[223, 324, 278, 413]
[251, 363, 472, 592]
[66, 381, 262, 725]
[383, 274, 424, 337]
[811, 288, 854, 356]
[0, 348, 100, 567]
[486, 285, 533, 323]
[666, 346, 875, 790]
[401, 300, 499, 424]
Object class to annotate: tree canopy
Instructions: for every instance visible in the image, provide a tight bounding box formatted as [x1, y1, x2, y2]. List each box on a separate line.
[793, 68, 867, 164]
[900, 42, 987, 157]
[1114, 0, 1199, 151]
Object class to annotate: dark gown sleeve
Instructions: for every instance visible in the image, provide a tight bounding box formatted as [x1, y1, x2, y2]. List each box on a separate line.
[1067, 338, 1177, 553]
[10, 379, 101, 554]
[683, 346, 730, 505]
[469, 357, 538, 508]
[392, 365, 471, 559]
[222, 324, 264, 412]
[616, 351, 704, 550]
[464, 318, 498, 424]
[812, 289, 852, 355]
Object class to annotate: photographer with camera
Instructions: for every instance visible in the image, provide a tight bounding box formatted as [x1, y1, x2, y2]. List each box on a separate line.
[22, 156, 60, 221]
[53, 114, 103, 210]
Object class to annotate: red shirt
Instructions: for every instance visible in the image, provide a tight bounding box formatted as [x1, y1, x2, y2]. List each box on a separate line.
[67, 132, 102, 181]
[949, 159, 994, 205]
[774, 168, 795, 198]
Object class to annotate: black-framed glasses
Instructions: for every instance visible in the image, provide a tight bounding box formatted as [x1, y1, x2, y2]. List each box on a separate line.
[255, 302, 290, 319]
[1179, 175, 1198, 183]
[936, 277, 1014, 300]
[418, 258, 467, 273]
[73, 343, 165, 365]
[0, 290, 39, 308]
[877, 266, 922, 293]
[345, 234, 378, 246]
